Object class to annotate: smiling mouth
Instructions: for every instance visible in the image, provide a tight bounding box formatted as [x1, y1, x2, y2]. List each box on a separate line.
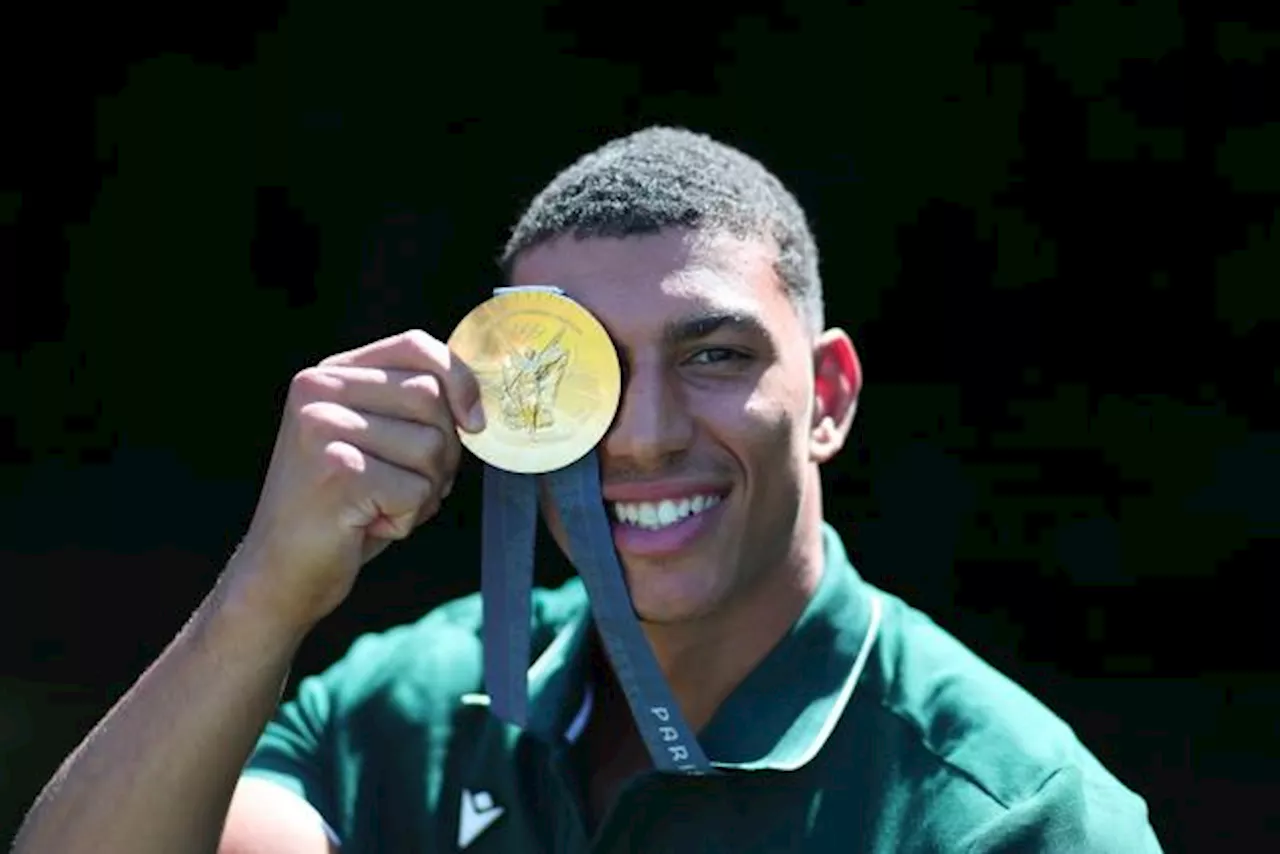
[610, 493, 725, 531]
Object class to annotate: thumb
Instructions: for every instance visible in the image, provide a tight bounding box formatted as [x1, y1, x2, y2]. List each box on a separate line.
[358, 511, 414, 563]
[445, 352, 486, 433]
[366, 509, 416, 540]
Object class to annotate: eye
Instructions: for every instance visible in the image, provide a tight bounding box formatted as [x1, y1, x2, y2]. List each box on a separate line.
[686, 347, 748, 366]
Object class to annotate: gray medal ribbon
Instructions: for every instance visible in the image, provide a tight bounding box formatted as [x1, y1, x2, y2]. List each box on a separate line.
[478, 291, 711, 774]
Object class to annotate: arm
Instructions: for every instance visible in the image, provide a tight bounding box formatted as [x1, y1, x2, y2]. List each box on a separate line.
[12, 569, 326, 854]
[960, 766, 1164, 854]
[12, 330, 482, 854]
[220, 777, 340, 854]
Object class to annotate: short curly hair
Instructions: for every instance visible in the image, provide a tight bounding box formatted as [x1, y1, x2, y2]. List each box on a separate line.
[499, 126, 824, 333]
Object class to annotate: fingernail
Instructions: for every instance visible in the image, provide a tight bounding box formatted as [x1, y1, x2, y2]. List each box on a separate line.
[467, 401, 485, 432]
[442, 479, 454, 498]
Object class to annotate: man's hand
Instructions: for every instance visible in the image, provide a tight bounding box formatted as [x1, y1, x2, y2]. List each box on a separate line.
[11, 328, 486, 854]
[228, 329, 484, 632]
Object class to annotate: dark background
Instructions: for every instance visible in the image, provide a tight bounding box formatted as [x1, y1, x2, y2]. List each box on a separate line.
[2, 1, 1277, 850]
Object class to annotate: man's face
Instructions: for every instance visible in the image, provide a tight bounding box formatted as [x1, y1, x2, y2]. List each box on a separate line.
[510, 228, 847, 624]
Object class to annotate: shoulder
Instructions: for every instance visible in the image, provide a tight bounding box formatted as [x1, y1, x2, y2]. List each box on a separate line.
[858, 588, 1160, 852]
[313, 578, 587, 715]
[241, 580, 588, 848]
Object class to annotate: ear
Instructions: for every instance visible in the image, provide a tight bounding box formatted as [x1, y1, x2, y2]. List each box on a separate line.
[810, 328, 862, 464]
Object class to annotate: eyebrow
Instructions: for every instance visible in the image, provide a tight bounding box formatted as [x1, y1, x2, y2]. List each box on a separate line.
[660, 310, 771, 349]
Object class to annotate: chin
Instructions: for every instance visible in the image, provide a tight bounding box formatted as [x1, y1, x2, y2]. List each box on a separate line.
[626, 570, 726, 625]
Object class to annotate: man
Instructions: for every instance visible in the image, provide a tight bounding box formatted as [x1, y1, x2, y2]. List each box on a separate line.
[13, 127, 1162, 852]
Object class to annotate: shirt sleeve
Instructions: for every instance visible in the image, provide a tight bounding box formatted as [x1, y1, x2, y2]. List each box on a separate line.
[241, 671, 342, 840]
[959, 766, 1164, 854]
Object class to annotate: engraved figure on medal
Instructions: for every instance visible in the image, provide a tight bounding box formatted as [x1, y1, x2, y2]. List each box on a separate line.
[498, 326, 571, 436]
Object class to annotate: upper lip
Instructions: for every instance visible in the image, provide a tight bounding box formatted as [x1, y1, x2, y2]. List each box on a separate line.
[602, 480, 731, 503]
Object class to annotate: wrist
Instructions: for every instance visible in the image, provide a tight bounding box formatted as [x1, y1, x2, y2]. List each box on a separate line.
[202, 549, 318, 659]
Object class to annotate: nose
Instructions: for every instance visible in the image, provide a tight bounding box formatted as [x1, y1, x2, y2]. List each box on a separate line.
[602, 358, 694, 471]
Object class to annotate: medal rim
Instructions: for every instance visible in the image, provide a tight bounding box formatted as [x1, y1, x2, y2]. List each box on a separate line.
[447, 289, 622, 474]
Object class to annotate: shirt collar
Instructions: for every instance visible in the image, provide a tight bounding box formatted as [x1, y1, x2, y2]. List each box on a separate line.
[516, 588, 591, 743]
[699, 523, 881, 770]
[520, 523, 881, 769]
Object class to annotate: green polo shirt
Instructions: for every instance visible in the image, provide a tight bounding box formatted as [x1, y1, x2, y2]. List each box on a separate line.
[243, 524, 1162, 852]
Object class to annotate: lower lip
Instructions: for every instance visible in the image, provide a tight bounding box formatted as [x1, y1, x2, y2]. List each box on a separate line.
[610, 497, 728, 557]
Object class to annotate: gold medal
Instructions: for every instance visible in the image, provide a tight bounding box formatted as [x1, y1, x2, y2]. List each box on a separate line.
[447, 288, 622, 474]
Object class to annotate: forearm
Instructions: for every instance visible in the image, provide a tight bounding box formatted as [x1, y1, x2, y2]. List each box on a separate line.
[12, 571, 308, 854]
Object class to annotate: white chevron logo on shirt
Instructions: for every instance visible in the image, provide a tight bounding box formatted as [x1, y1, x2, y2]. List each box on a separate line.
[458, 789, 505, 849]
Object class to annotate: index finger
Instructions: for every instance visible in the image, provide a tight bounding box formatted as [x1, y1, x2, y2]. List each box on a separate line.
[320, 330, 485, 432]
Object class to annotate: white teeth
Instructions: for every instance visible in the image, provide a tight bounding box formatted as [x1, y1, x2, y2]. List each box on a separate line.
[612, 493, 723, 531]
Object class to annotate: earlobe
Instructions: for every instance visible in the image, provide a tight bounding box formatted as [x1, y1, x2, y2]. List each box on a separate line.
[810, 329, 862, 464]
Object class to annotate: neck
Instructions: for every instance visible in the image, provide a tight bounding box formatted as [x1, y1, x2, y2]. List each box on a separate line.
[641, 485, 826, 732]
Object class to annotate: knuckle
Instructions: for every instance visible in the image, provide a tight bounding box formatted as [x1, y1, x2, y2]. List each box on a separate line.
[296, 400, 346, 438]
[401, 371, 443, 397]
[320, 440, 365, 477]
[290, 366, 339, 401]
[402, 328, 443, 359]
[401, 373, 447, 420]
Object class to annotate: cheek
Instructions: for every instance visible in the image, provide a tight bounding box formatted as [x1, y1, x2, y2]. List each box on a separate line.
[752, 361, 811, 439]
[741, 396, 796, 445]
[724, 370, 809, 468]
